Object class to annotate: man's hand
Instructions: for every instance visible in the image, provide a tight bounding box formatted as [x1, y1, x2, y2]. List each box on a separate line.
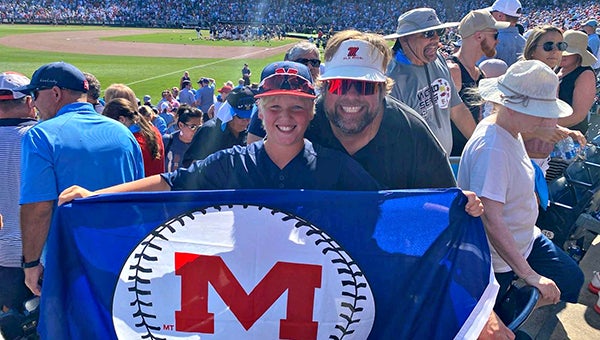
[478, 311, 515, 340]
[462, 190, 484, 217]
[24, 263, 44, 296]
[523, 273, 561, 305]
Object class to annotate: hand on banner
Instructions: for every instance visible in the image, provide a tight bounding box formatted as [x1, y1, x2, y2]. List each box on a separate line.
[462, 190, 484, 217]
[58, 185, 94, 206]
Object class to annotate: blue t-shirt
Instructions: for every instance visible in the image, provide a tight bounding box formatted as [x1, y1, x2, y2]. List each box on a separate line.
[20, 102, 145, 204]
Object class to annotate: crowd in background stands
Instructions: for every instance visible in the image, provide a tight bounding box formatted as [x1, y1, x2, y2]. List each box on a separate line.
[1, 0, 600, 35]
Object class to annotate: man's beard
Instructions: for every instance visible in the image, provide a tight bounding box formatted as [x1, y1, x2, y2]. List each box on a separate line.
[481, 39, 496, 58]
[326, 105, 380, 135]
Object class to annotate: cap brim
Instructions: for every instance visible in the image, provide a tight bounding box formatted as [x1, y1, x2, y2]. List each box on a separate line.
[479, 78, 572, 118]
[319, 66, 387, 82]
[383, 22, 459, 40]
[254, 90, 316, 99]
[12, 84, 36, 94]
[231, 107, 253, 119]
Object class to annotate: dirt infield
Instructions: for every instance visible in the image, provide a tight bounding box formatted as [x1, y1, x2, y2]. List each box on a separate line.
[0, 29, 293, 59]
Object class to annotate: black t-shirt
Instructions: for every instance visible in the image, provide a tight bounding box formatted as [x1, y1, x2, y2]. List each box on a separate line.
[305, 96, 456, 189]
[182, 118, 247, 167]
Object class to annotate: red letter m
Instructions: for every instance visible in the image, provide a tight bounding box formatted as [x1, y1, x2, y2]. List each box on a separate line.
[174, 253, 322, 339]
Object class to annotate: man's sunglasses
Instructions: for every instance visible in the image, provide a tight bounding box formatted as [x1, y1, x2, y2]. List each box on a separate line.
[295, 58, 321, 67]
[326, 79, 380, 96]
[421, 28, 446, 39]
[541, 41, 568, 52]
[259, 72, 315, 96]
[482, 31, 499, 40]
[31, 87, 54, 100]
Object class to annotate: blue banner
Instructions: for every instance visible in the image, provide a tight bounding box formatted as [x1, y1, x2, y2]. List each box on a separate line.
[42, 188, 496, 339]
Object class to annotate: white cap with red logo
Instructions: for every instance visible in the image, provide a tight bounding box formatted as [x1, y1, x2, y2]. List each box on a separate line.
[319, 40, 387, 82]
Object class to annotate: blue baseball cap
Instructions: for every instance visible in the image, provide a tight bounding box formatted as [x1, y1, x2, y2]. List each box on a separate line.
[255, 61, 316, 99]
[15, 62, 89, 95]
[227, 86, 256, 119]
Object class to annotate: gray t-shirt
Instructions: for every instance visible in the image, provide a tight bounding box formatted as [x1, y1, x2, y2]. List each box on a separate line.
[388, 52, 462, 154]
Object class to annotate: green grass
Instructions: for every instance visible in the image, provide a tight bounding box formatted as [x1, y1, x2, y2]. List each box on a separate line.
[0, 25, 291, 100]
[102, 29, 295, 48]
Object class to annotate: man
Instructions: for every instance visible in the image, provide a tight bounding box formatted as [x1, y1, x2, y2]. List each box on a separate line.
[194, 78, 215, 121]
[83, 72, 103, 113]
[213, 85, 232, 116]
[0, 72, 36, 313]
[15, 62, 145, 296]
[486, 0, 526, 66]
[182, 86, 255, 167]
[163, 105, 203, 172]
[457, 60, 584, 308]
[582, 19, 600, 57]
[446, 9, 509, 156]
[178, 80, 195, 106]
[303, 29, 507, 339]
[385, 8, 477, 155]
[241, 63, 251, 85]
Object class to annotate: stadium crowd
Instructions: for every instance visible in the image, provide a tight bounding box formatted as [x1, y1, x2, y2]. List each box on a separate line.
[1, 0, 600, 34]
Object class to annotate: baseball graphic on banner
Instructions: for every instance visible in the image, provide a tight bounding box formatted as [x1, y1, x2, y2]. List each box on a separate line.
[112, 204, 375, 339]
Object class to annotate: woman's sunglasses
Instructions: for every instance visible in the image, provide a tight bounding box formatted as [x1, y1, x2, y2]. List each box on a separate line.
[541, 41, 568, 52]
[326, 79, 380, 96]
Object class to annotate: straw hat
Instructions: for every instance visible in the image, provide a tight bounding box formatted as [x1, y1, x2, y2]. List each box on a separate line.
[478, 60, 572, 118]
[562, 30, 597, 67]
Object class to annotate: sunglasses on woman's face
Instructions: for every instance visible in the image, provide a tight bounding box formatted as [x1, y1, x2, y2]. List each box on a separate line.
[541, 41, 568, 52]
[421, 28, 446, 39]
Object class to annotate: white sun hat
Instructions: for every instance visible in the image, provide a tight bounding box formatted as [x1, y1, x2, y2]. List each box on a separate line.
[478, 60, 572, 118]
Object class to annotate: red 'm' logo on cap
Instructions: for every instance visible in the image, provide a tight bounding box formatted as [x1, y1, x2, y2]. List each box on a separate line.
[347, 47, 359, 57]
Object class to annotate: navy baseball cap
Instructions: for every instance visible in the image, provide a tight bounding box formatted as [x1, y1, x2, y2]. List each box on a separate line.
[15, 62, 89, 95]
[227, 86, 256, 119]
[255, 61, 316, 99]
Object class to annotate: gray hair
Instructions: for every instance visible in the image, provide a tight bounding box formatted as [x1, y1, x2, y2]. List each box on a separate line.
[285, 42, 320, 61]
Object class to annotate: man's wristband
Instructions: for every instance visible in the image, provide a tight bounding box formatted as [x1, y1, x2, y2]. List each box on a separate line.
[21, 257, 40, 269]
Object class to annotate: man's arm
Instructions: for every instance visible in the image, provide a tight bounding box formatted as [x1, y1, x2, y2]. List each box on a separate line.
[21, 200, 54, 296]
[450, 103, 476, 139]
[480, 197, 560, 305]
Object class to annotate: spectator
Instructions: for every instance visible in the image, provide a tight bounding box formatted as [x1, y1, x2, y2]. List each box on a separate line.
[385, 7, 476, 155]
[581, 19, 600, 57]
[83, 72, 103, 113]
[163, 105, 203, 172]
[103, 98, 165, 176]
[457, 59, 584, 308]
[16, 62, 145, 296]
[142, 94, 153, 107]
[212, 85, 233, 119]
[284, 41, 322, 83]
[557, 30, 597, 135]
[522, 26, 586, 174]
[183, 86, 254, 167]
[104, 83, 138, 106]
[140, 104, 167, 134]
[446, 9, 509, 156]
[0, 71, 36, 313]
[179, 71, 190, 90]
[178, 80, 195, 106]
[486, 0, 526, 66]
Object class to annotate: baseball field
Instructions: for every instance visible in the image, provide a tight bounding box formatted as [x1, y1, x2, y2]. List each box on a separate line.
[0, 25, 302, 98]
